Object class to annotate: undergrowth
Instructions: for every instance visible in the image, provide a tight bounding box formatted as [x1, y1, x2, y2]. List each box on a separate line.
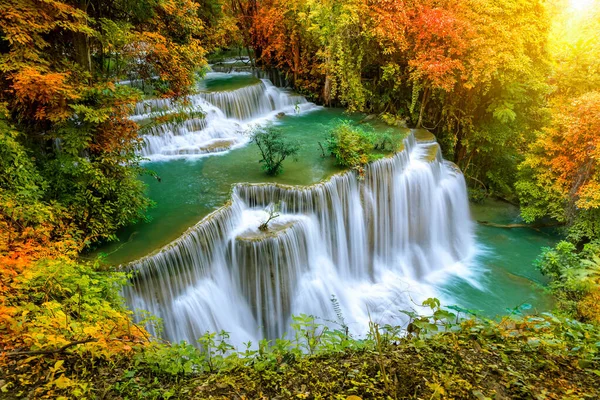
[2, 298, 599, 399]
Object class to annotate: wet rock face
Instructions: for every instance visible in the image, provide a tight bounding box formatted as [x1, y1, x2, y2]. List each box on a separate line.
[197, 139, 237, 153]
[235, 220, 297, 242]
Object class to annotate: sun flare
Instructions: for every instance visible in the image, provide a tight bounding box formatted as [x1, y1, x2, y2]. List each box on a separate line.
[570, 0, 595, 10]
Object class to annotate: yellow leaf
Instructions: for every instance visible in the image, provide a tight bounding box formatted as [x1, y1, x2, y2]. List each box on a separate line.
[53, 360, 65, 371]
[83, 326, 98, 335]
[53, 375, 73, 389]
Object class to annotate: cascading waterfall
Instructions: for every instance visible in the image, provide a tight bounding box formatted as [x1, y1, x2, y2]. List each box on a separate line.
[197, 80, 307, 121]
[122, 130, 475, 347]
[130, 74, 317, 160]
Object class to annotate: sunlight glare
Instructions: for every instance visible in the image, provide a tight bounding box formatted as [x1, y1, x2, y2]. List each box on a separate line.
[570, 0, 594, 11]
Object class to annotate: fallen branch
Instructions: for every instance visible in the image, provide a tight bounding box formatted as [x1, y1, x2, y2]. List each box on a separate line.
[4, 338, 98, 358]
[477, 220, 563, 230]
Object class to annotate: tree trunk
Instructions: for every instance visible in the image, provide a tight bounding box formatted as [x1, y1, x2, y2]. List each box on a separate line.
[246, 45, 255, 68]
[74, 0, 92, 75]
[323, 76, 332, 106]
[477, 221, 563, 230]
[291, 32, 300, 86]
[417, 86, 430, 128]
[453, 130, 467, 166]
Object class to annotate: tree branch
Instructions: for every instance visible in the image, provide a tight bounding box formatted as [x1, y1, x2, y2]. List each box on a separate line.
[476, 220, 563, 231]
[4, 338, 98, 358]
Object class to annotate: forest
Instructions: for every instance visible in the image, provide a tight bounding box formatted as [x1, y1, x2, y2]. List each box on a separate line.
[1, 0, 599, 398]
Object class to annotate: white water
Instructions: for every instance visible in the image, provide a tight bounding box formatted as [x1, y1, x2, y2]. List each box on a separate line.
[123, 129, 476, 347]
[131, 74, 318, 160]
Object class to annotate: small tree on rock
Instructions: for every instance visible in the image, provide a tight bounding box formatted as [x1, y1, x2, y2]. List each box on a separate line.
[258, 203, 281, 232]
[252, 126, 299, 175]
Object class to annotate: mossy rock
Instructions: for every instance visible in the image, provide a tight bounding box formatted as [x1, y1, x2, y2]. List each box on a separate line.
[235, 220, 297, 242]
[197, 139, 237, 153]
[412, 128, 436, 143]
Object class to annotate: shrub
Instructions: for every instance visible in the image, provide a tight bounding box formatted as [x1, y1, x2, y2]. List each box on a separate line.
[326, 121, 373, 168]
[0, 257, 147, 398]
[251, 126, 299, 175]
[326, 121, 401, 170]
[372, 131, 402, 152]
[535, 240, 600, 321]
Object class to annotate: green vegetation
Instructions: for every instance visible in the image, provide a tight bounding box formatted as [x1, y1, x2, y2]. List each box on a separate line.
[326, 121, 375, 168]
[0, 257, 146, 398]
[252, 126, 300, 175]
[536, 241, 600, 324]
[326, 121, 401, 173]
[4, 298, 599, 399]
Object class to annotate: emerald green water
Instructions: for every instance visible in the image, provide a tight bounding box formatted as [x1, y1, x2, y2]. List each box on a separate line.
[95, 108, 371, 264]
[198, 73, 259, 92]
[439, 199, 558, 317]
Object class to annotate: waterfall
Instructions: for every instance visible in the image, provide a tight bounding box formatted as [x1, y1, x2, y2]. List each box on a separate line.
[197, 80, 307, 121]
[130, 74, 318, 160]
[122, 131, 475, 347]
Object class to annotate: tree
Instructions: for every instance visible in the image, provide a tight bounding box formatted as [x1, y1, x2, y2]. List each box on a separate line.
[517, 91, 600, 242]
[258, 202, 281, 231]
[546, 0, 600, 100]
[514, 1, 600, 243]
[404, 0, 471, 128]
[245, 0, 550, 198]
[0, 0, 217, 248]
[252, 126, 299, 175]
[326, 121, 374, 169]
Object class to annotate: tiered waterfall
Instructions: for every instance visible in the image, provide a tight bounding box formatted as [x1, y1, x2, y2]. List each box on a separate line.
[131, 74, 313, 160]
[122, 123, 475, 346]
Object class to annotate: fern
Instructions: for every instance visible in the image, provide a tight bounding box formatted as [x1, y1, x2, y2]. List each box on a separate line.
[329, 294, 348, 334]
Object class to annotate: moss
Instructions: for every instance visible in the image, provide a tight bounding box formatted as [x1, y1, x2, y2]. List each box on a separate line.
[412, 128, 436, 143]
[422, 143, 441, 162]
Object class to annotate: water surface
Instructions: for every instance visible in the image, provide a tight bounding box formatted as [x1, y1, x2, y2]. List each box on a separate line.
[439, 199, 558, 317]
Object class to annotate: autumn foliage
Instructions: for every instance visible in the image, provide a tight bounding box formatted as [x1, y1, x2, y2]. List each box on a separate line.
[0, 0, 223, 396]
[518, 92, 600, 239]
[242, 0, 550, 198]
[516, 3, 600, 242]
